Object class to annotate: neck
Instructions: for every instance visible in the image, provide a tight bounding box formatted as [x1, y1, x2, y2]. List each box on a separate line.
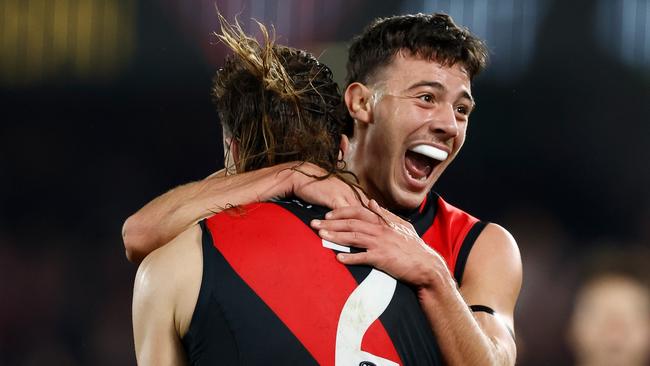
[346, 135, 392, 209]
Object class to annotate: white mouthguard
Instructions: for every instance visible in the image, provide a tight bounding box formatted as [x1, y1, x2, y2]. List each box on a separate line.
[410, 144, 448, 161]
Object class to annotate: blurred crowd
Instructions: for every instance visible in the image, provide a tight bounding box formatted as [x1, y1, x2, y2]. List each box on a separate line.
[507, 205, 650, 366]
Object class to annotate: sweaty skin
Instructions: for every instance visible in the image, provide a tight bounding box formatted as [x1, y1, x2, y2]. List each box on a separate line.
[345, 53, 473, 211]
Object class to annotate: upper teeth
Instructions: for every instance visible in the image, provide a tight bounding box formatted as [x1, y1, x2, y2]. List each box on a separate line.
[410, 145, 448, 161]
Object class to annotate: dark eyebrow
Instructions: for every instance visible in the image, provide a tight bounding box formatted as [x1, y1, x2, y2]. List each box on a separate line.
[406, 80, 445, 92]
[406, 80, 475, 108]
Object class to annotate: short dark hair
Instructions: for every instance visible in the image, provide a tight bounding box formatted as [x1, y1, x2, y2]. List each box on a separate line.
[213, 18, 348, 174]
[346, 13, 488, 87]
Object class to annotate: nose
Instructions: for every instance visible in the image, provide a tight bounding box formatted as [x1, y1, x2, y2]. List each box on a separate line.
[429, 103, 459, 139]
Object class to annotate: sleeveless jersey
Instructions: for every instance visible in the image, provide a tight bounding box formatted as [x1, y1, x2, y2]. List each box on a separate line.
[182, 190, 486, 365]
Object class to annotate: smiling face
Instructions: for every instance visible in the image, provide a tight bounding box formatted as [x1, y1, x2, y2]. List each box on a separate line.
[346, 51, 474, 211]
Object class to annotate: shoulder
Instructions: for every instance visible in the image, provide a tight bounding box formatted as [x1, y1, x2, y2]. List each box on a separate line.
[133, 225, 203, 334]
[475, 223, 520, 267]
[206, 200, 324, 234]
[135, 225, 202, 287]
[462, 223, 522, 298]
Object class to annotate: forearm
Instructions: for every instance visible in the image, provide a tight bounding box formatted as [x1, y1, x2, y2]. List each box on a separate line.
[418, 276, 514, 366]
[313, 204, 519, 365]
[123, 180, 210, 263]
[123, 163, 296, 263]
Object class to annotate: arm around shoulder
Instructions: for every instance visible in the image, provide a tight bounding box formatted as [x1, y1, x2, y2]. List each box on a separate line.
[123, 178, 212, 263]
[123, 162, 363, 263]
[123, 164, 298, 263]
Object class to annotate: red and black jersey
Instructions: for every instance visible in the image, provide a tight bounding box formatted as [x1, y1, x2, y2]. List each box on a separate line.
[412, 191, 487, 286]
[182, 190, 486, 365]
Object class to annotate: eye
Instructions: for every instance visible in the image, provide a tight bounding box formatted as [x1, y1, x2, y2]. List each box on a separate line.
[417, 93, 435, 104]
[455, 104, 470, 116]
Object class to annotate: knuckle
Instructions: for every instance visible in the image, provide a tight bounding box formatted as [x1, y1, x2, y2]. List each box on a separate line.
[354, 252, 368, 262]
[380, 225, 392, 236]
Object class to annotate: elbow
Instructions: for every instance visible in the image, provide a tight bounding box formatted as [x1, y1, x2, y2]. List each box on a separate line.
[122, 214, 148, 264]
[487, 336, 517, 366]
[125, 245, 144, 265]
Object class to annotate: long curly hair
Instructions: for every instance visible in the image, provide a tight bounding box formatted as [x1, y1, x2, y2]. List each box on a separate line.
[213, 15, 348, 175]
[212, 15, 364, 200]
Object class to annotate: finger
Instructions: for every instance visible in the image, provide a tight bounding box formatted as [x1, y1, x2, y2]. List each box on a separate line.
[330, 192, 363, 209]
[369, 199, 382, 214]
[368, 199, 415, 232]
[325, 205, 381, 224]
[336, 252, 374, 266]
[311, 218, 380, 236]
[368, 199, 398, 221]
[351, 187, 370, 207]
[359, 190, 371, 206]
[318, 229, 375, 249]
[339, 186, 368, 208]
[365, 199, 388, 224]
[330, 197, 352, 210]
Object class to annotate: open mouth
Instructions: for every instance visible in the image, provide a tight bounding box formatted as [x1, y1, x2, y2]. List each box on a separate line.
[404, 145, 448, 182]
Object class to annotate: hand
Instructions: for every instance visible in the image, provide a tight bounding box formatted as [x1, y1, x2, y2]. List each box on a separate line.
[284, 162, 368, 209]
[310, 200, 448, 288]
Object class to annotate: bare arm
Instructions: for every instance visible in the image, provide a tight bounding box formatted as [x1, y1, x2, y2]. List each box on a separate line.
[132, 244, 187, 365]
[311, 201, 521, 365]
[132, 225, 202, 365]
[123, 162, 363, 263]
[418, 223, 520, 365]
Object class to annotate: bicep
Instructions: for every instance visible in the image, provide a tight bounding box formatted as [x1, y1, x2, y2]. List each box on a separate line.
[132, 252, 188, 365]
[459, 223, 522, 359]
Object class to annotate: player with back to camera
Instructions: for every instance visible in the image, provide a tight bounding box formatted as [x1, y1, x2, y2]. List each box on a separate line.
[132, 17, 447, 365]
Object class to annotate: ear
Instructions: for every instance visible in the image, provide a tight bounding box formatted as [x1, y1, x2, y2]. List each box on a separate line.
[344, 82, 373, 125]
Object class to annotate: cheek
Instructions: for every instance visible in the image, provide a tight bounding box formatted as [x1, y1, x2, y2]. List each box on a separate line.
[454, 124, 468, 151]
[369, 113, 404, 152]
[364, 127, 400, 183]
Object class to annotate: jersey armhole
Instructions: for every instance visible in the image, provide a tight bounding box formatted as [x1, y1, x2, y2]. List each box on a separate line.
[453, 221, 487, 286]
[182, 220, 212, 345]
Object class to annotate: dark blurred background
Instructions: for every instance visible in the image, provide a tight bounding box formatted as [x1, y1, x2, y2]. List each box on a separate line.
[1, 0, 649, 365]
